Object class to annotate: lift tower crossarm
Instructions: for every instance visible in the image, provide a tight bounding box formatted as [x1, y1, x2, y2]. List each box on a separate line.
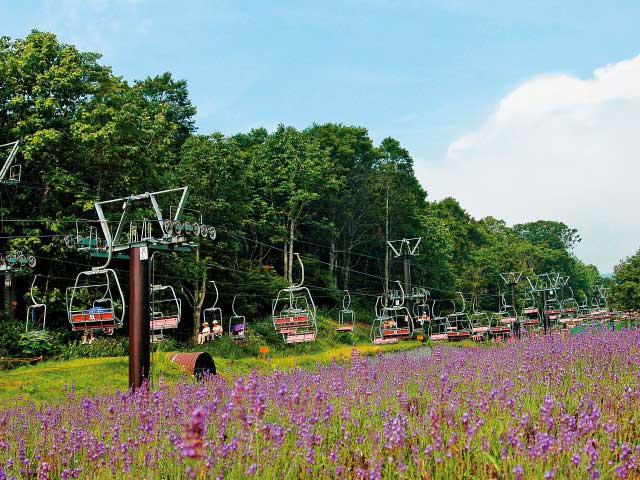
[0, 140, 20, 183]
[94, 187, 190, 251]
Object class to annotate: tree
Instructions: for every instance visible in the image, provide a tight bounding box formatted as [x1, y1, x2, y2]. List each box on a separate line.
[513, 221, 580, 251]
[250, 125, 339, 283]
[173, 133, 249, 337]
[611, 249, 640, 309]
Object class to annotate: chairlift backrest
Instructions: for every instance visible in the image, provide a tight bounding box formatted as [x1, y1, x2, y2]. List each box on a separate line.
[203, 281, 223, 324]
[229, 294, 247, 337]
[342, 290, 352, 311]
[25, 275, 47, 335]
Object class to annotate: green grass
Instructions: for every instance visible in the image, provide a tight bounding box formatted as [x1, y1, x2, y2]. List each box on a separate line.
[0, 313, 426, 404]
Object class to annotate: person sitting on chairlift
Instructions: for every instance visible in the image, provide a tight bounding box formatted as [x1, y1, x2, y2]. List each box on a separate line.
[382, 318, 397, 329]
[82, 330, 96, 345]
[198, 322, 210, 344]
[211, 320, 223, 338]
[419, 311, 429, 327]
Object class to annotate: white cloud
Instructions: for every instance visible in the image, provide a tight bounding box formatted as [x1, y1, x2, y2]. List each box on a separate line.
[419, 55, 640, 273]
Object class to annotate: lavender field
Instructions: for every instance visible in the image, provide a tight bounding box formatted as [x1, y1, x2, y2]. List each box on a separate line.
[1, 330, 639, 479]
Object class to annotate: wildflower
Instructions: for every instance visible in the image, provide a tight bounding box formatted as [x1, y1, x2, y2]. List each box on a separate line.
[180, 408, 206, 458]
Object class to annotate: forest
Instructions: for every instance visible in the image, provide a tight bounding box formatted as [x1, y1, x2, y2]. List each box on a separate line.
[1, 30, 636, 354]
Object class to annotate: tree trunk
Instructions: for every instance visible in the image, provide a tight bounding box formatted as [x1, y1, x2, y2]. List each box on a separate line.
[191, 247, 207, 340]
[287, 220, 295, 284]
[4, 275, 15, 322]
[344, 250, 351, 291]
[329, 234, 338, 289]
[283, 239, 289, 283]
[193, 272, 206, 337]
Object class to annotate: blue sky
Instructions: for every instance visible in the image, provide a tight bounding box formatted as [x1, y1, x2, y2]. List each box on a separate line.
[4, 0, 640, 272]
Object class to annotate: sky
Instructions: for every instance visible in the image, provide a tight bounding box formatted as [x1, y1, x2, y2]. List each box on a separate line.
[3, 0, 640, 273]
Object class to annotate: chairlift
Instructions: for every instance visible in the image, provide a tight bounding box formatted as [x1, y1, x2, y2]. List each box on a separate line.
[150, 284, 181, 342]
[542, 289, 562, 332]
[576, 294, 590, 321]
[272, 254, 317, 344]
[202, 281, 224, 333]
[446, 293, 472, 340]
[25, 275, 48, 340]
[467, 295, 490, 341]
[490, 294, 515, 340]
[369, 296, 396, 344]
[370, 281, 413, 344]
[229, 294, 247, 341]
[520, 291, 541, 333]
[66, 268, 125, 333]
[589, 286, 611, 323]
[428, 299, 453, 341]
[411, 288, 430, 334]
[336, 290, 355, 332]
[558, 287, 580, 328]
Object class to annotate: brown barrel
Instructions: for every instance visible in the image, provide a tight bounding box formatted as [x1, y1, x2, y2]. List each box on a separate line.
[169, 352, 216, 380]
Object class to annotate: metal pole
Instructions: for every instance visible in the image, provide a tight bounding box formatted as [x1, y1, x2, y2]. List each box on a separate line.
[542, 290, 549, 335]
[403, 256, 411, 299]
[129, 246, 150, 390]
[403, 255, 412, 316]
[510, 282, 520, 339]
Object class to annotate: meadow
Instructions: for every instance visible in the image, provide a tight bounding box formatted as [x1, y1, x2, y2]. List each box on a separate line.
[0, 330, 639, 479]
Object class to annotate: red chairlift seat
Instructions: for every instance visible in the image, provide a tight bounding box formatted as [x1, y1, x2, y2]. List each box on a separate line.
[472, 325, 490, 333]
[70, 307, 117, 331]
[274, 314, 312, 333]
[520, 319, 539, 326]
[285, 332, 316, 344]
[372, 337, 399, 345]
[150, 315, 179, 330]
[382, 327, 411, 337]
[500, 317, 518, 324]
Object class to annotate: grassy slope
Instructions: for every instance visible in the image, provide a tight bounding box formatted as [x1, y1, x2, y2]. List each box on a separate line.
[0, 313, 425, 404]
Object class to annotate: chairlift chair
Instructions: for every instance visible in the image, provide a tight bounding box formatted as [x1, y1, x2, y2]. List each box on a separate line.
[543, 290, 563, 332]
[590, 286, 611, 324]
[272, 254, 317, 344]
[66, 268, 125, 333]
[467, 296, 490, 342]
[229, 294, 247, 341]
[370, 296, 397, 344]
[558, 287, 581, 328]
[202, 281, 224, 337]
[446, 293, 472, 340]
[411, 288, 430, 334]
[150, 284, 181, 342]
[336, 290, 355, 332]
[490, 294, 516, 340]
[520, 292, 541, 333]
[25, 275, 48, 341]
[370, 282, 413, 344]
[428, 299, 452, 341]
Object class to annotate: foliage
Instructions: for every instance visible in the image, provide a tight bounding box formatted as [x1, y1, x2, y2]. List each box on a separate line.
[611, 249, 640, 309]
[0, 29, 621, 352]
[55, 337, 129, 361]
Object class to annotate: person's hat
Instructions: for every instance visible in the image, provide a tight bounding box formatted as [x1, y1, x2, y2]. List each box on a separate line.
[203, 322, 209, 326]
[212, 320, 219, 324]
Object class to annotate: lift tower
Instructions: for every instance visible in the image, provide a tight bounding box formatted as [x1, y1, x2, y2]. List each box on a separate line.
[66, 187, 216, 389]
